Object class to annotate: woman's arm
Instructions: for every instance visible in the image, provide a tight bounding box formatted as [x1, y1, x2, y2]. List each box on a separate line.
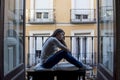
[53, 38, 70, 52]
[59, 39, 67, 47]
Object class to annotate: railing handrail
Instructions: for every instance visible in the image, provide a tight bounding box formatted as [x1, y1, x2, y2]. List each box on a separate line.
[71, 9, 96, 10]
[27, 9, 55, 10]
[25, 36, 97, 37]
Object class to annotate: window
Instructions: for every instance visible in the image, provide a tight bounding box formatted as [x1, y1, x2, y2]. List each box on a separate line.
[29, 0, 54, 22]
[75, 14, 88, 19]
[71, 30, 95, 65]
[75, 14, 81, 19]
[36, 12, 49, 19]
[43, 12, 48, 19]
[83, 15, 88, 19]
[71, 0, 95, 23]
[36, 12, 42, 19]
[28, 32, 51, 66]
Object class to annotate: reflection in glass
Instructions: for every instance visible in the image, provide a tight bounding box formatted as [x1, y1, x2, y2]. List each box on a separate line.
[99, 0, 114, 72]
[4, 0, 24, 75]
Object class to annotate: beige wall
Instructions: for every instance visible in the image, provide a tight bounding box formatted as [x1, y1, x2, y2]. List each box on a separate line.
[26, 24, 97, 36]
[55, 0, 71, 23]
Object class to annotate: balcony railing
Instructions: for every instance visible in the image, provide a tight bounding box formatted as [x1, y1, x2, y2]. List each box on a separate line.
[70, 9, 96, 23]
[27, 9, 55, 24]
[25, 36, 97, 77]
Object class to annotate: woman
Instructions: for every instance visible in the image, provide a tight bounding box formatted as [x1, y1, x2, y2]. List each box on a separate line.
[40, 29, 91, 70]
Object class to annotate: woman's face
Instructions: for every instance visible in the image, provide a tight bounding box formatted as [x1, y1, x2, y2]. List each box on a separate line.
[56, 32, 65, 40]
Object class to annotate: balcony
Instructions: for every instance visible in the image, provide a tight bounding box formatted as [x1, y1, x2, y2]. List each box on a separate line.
[25, 36, 97, 79]
[27, 9, 55, 24]
[70, 9, 96, 24]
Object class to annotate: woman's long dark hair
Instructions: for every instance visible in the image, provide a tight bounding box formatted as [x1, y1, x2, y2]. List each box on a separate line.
[51, 28, 65, 37]
[43, 29, 67, 46]
[51, 29, 67, 46]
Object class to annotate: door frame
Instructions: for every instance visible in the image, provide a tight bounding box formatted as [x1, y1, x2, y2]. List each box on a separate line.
[0, 0, 4, 79]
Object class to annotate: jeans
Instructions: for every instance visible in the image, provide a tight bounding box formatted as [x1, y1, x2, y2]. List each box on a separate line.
[42, 50, 83, 68]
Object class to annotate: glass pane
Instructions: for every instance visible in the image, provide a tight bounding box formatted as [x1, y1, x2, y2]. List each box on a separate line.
[83, 15, 88, 19]
[99, 0, 114, 72]
[75, 14, 81, 19]
[43, 12, 49, 19]
[36, 12, 42, 19]
[4, 0, 24, 75]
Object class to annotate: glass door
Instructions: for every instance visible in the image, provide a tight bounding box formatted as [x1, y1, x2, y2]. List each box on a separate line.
[3, 0, 25, 79]
[97, 0, 114, 79]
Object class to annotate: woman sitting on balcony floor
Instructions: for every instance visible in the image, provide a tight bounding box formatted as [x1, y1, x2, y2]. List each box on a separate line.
[40, 28, 92, 70]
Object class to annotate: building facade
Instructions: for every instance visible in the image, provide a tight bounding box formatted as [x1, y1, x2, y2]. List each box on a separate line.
[25, 0, 97, 67]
